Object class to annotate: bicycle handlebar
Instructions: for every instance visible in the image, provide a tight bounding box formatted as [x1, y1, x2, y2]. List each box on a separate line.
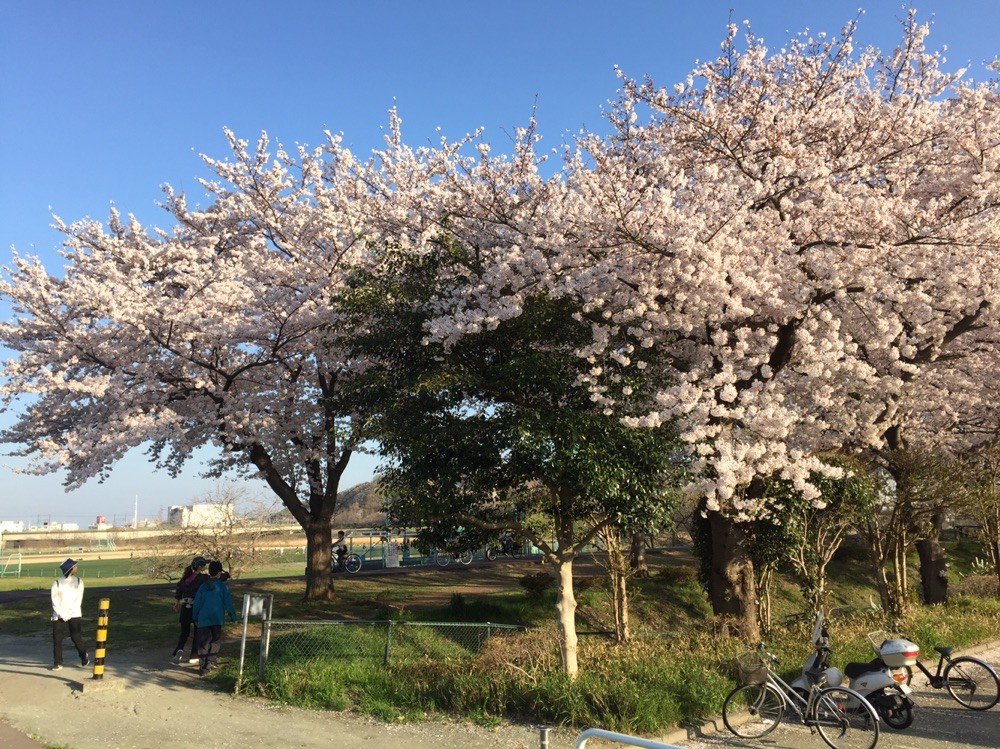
[756, 642, 780, 665]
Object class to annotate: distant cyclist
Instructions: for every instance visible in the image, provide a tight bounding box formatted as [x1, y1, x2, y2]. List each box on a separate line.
[332, 530, 348, 571]
[500, 533, 517, 555]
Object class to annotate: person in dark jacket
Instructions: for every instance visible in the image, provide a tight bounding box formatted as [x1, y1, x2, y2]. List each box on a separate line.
[172, 556, 210, 663]
[192, 560, 237, 676]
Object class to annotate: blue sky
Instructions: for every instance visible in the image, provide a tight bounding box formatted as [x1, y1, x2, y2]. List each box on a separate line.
[1, 1, 998, 525]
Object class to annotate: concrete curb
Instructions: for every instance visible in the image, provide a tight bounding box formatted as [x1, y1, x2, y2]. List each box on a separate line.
[75, 675, 126, 693]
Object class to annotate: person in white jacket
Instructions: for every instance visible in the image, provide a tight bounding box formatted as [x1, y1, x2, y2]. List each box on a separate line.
[50, 558, 89, 671]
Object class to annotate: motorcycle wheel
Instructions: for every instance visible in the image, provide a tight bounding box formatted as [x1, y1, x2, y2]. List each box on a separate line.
[876, 691, 914, 730]
[485, 547, 498, 561]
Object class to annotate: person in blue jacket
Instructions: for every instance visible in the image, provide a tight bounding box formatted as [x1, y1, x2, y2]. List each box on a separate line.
[191, 560, 237, 676]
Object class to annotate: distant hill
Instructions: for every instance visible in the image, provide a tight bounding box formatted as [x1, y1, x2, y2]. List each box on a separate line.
[333, 480, 385, 526]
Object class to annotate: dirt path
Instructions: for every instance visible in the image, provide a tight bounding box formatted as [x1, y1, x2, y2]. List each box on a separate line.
[0, 633, 584, 749]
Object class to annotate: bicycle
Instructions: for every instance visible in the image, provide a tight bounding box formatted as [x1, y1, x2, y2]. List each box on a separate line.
[904, 642, 1000, 710]
[485, 537, 522, 561]
[722, 644, 881, 749]
[434, 549, 473, 566]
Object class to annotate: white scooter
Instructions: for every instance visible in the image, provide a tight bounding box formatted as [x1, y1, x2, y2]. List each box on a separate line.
[792, 612, 918, 730]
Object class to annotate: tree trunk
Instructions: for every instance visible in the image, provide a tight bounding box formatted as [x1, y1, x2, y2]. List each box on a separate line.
[248, 443, 349, 600]
[304, 517, 335, 601]
[871, 557, 893, 614]
[812, 571, 827, 615]
[991, 539, 1000, 596]
[917, 513, 948, 604]
[889, 541, 908, 621]
[616, 574, 628, 643]
[708, 511, 760, 642]
[605, 530, 631, 643]
[995, 543, 1000, 597]
[757, 564, 773, 638]
[555, 556, 579, 678]
[629, 532, 650, 578]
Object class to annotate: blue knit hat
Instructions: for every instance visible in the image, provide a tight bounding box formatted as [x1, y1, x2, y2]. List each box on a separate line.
[60, 558, 77, 576]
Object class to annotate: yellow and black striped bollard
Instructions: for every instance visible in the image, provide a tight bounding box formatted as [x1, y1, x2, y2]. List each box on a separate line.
[92, 598, 109, 679]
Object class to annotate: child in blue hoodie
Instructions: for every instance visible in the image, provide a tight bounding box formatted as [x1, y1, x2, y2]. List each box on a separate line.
[192, 560, 237, 676]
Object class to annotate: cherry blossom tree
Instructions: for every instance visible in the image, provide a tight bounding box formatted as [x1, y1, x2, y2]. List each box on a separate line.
[601, 14, 999, 633]
[0, 129, 378, 599]
[411, 12, 1000, 637]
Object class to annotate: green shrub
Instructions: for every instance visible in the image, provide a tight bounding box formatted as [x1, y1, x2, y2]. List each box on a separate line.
[952, 573, 1000, 599]
[519, 571, 556, 601]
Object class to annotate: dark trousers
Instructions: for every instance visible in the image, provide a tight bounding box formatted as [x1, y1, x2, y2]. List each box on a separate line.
[174, 606, 194, 656]
[194, 624, 222, 672]
[52, 617, 86, 667]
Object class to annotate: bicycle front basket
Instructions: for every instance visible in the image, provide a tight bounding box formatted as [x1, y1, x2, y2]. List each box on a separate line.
[737, 651, 768, 685]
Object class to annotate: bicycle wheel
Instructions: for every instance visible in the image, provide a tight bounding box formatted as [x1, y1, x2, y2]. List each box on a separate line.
[458, 550, 473, 565]
[812, 686, 879, 749]
[344, 553, 362, 574]
[721, 683, 784, 739]
[435, 551, 453, 567]
[944, 656, 1000, 710]
[485, 547, 497, 561]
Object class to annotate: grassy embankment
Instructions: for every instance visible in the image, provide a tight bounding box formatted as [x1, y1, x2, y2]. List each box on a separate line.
[2, 538, 999, 733]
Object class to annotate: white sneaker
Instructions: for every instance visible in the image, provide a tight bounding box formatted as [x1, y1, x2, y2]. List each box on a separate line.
[171, 649, 185, 663]
[188, 657, 200, 664]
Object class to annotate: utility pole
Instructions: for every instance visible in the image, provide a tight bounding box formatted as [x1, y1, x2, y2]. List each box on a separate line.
[133, 494, 138, 529]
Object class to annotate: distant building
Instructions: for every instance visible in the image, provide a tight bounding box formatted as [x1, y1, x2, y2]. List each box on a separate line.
[167, 503, 232, 527]
[0, 520, 25, 533]
[27, 521, 80, 532]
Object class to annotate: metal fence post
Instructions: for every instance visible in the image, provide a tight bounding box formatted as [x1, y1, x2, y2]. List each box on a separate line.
[383, 620, 394, 666]
[256, 596, 273, 687]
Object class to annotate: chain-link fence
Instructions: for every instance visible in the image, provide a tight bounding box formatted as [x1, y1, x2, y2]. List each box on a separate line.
[238, 609, 527, 691]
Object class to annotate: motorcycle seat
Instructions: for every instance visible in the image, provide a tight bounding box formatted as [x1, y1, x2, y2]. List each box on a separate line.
[844, 657, 885, 679]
